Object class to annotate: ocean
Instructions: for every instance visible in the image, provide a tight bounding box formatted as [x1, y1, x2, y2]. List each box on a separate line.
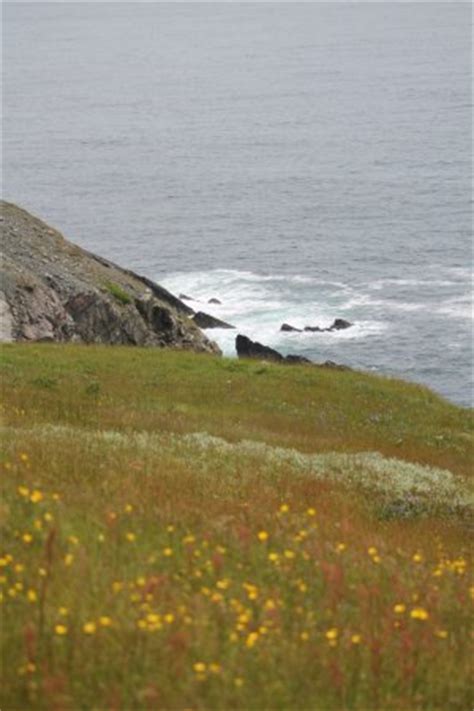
[3, 2, 472, 406]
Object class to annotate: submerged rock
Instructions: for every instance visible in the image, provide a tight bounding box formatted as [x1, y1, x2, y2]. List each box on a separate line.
[304, 319, 353, 333]
[208, 298, 222, 305]
[280, 323, 302, 332]
[0, 201, 220, 354]
[193, 312, 235, 329]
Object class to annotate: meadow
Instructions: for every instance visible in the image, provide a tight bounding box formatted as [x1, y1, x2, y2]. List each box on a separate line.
[1, 344, 472, 710]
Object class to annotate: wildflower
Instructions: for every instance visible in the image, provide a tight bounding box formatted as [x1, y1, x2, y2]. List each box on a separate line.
[125, 532, 136, 543]
[167, 525, 174, 532]
[284, 550, 295, 559]
[209, 663, 221, 674]
[18, 486, 30, 498]
[410, 607, 429, 621]
[68, 536, 79, 546]
[325, 628, 338, 641]
[435, 629, 448, 639]
[234, 677, 244, 687]
[163, 547, 173, 557]
[216, 579, 230, 590]
[52, 493, 61, 501]
[336, 543, 346, 553]
[246, 632, 259, 648]
[99, 616, 112, 627]
[300, 631, 309, 641]
[307, 507, 316, 516]
[268, 552, 279, 562]
[30, 490, 43, 503]
[19, 453, 29, 462]
[38, 567, 47, 577]
[22, 533, 33, 544]
[351, 634, 362, 645]
[368, 546, 377, 557]
[58, 607, 69, 616]
[193, 662, 206, 673]
[44, 512, 53, 523]
[279, 504, 289, 513]
[124, 504, 133, 513]
[54, 624, 68, 636]
[64, 553, 74, 567]
[257, 531, 268, 542]
[164, 613, 174, 624]
[83, 622, 97, 635]
[412, 553, 423, 563]
[27, 589, 37, 603]
[0, 558, 8, 568]
[393, 604, 406, 614]
[15, 563, 24, 573]
[372, 555, 381, 564]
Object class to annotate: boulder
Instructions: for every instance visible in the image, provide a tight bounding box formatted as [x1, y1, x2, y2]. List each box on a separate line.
[329, 318, 352, 331]
[208, 298, 222, 305]
[236, 335, 284, 362]
[193, 312, 235, 329]
[304, 326, 323, 332]
[179, 293, 195, 302]
[280, 323, 302, 332]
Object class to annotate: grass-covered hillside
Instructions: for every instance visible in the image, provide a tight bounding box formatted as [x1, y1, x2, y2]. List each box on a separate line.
[1, 344, 472, 710]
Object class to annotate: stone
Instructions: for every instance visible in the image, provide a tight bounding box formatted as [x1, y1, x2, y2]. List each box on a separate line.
[208, 298, 222, 305]
[329, 318, 352, 331]
[236, 334, 283, 362]
[280, 323, 302, 332]
[193, 312, 235, 329]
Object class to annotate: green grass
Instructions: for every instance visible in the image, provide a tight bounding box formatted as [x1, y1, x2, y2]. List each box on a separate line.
[0, 344, 472, 710]
[103, 281, 133, 306]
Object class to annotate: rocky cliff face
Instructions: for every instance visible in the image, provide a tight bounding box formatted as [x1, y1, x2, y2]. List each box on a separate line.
[0, 201, 221, 354]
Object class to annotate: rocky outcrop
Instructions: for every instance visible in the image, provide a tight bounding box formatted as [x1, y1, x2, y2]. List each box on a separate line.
[208, 298, 222, 305]
[236, 334, 350, 370]
[280, 323, 302, 332]
[0, 201, 220, 354]
[193, 312, 235, 329]
[304, 318, 353, 333]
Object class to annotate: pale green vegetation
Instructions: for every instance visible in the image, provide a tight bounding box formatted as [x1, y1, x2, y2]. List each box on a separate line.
[1, 344, 472, 710]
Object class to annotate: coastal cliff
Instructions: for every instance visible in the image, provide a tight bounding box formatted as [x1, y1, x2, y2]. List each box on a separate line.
[0, 201, 220, 354]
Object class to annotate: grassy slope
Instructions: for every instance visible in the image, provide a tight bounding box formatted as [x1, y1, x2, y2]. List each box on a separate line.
[1, 344, 472, 711]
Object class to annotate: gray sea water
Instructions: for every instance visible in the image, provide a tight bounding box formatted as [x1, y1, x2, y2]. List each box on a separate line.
[3, 2, 472, 406]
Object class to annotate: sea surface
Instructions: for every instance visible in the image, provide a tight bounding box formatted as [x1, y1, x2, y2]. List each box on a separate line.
[3, 2, 472, 406]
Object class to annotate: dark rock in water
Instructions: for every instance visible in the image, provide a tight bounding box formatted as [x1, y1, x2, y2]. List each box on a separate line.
[236, 334, 283, 362]
[193, 312, 235, 329]
[328, 318, 352, 331]
[179, 293, 195, 302]
[304, 319, 353, 333]
[280, 323, 302, 332]
[0, 200, 220, 354]
[208, 298, 222, 305]
[285, 354, 313, 365]
[236, 335, 312, 365]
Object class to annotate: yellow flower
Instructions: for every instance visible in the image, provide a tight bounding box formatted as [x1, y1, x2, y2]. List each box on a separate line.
[336, 543, 346, 553]
[351, 634, 362, 645]
[193, 662, 206, 673]
[394, 604, 406, 614]
[125, 532, 136, 543]
[22, 533, 33, 544]
[83, 621, 97, 635]
[368, 546, 377, 556]
[27, 589, 38, 603]
[234, 677, 244, 687]
[268, 552, 279, 562]
[68, 536, 79, 546]
[410, 607, 429, 621]
[64, 553, 74, 567]
[18, 486, 30, 498]
[44, 512, 53, 523]
[54, 624, 68, 636]
[30, 490, 43, 503]
[164, 613, 174, 624]
[300, 631, 309, 641]
[58, 607, 69, 616]
[52, 493, 61, 502]
[325, 628, 338, 641]
[245, 632, 259, 648]
[435, 629, 448, 639]
[209, 663, 221, 674]
[279, 504, 289, 513]
[412, 553, 423, 563]
[19, 453, 29, 462]
[257, 531, 268, 542]
[306, 507, 316, 516]
[0, 558, 8, 568]
[124, 504, 133, 513]
[163, 547, 173, 557]
[99, 616, 112, 627]
[284, 550, 295, 559]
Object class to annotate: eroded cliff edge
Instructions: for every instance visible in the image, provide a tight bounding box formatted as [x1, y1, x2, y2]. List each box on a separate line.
[0, 201, 221, 354]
